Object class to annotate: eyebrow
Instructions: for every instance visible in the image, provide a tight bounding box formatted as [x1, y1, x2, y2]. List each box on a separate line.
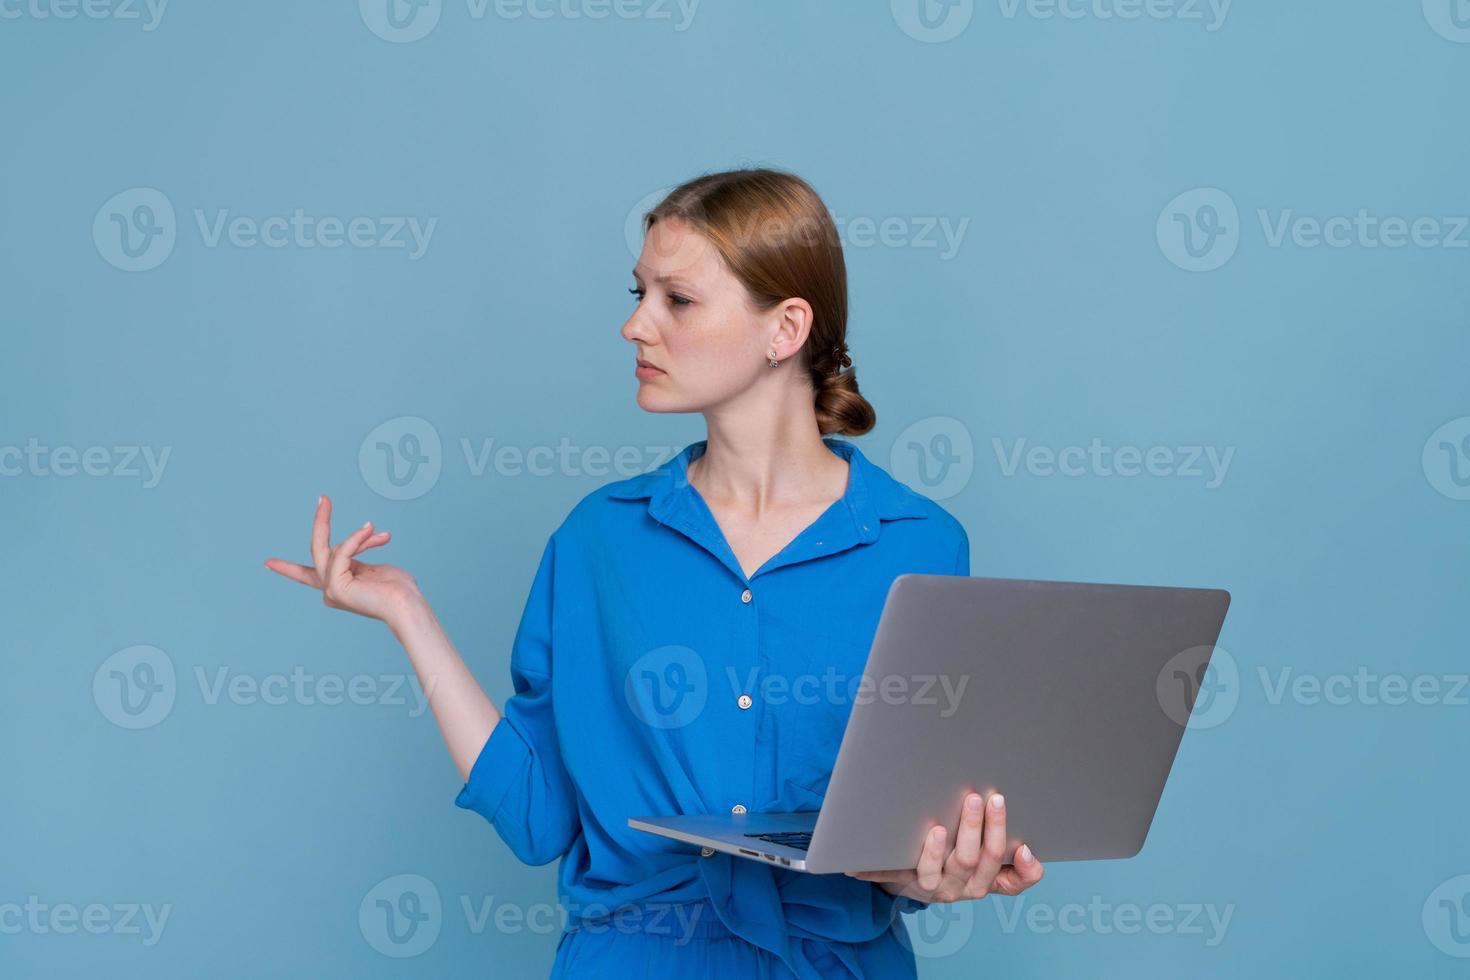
[631, 268, 693, 287]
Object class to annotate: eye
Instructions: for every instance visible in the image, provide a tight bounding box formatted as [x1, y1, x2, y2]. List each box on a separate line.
[628, 286, 644, 301]
[669, 294, 692, 306]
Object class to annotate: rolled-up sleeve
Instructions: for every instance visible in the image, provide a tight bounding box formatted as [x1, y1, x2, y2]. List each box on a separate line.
[454, 534, 579, 866]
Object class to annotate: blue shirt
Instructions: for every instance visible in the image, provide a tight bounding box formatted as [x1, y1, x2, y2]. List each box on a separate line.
[455, 436, 970, 977]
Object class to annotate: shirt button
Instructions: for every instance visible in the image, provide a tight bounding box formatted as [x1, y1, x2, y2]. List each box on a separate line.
[740, 588, 752, 604]
[700, 846, 715, 858]
[731, 804, 747, 815]
[737, 694, 753, 710]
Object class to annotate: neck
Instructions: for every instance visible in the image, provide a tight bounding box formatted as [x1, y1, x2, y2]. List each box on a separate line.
[689, 396, 847, 513]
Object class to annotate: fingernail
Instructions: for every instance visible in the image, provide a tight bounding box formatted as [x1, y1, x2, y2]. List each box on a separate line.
[966, 794, 982, 812]
[361, 520, 371, 529]
[990, 793, 1005, 810]
[1018, 844, 1033, 864]
[317, 495, 323, 506]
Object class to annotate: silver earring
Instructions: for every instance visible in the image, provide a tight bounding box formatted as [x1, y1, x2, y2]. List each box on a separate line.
[767, 350, 779, 368]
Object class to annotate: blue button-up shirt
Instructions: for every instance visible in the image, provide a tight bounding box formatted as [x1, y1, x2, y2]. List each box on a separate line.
[455, 436, 970, 977]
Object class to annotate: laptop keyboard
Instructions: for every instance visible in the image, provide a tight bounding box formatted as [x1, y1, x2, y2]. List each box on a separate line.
[744, 831, 812, 852]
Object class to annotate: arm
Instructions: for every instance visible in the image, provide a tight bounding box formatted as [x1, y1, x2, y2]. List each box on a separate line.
[264, 496, 578, 864]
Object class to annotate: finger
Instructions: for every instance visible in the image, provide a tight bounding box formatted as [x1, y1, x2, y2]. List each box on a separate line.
[329, 521, 376, 576]
[914, 825, 947, 895]
[263, 559, 320, 588]
[311, 495, 332, 580]
[989, 844, 1044, 896]
[352, 530, 392, 555]
[943, 793, 985, 883]
[967, 792, 1008, 898]
[846, 869, 912, 883]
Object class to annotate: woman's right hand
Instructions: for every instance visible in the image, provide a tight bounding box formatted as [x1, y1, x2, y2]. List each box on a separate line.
[264, 495, 423, 626]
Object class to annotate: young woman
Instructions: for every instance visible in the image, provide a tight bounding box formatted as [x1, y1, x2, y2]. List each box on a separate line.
[265, 168, 1044, 978]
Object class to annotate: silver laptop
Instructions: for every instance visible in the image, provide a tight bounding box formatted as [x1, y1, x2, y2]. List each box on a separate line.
[628, 574, 1231, 874]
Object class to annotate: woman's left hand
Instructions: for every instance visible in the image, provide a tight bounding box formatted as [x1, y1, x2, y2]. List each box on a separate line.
[845, 791, 1044, 903]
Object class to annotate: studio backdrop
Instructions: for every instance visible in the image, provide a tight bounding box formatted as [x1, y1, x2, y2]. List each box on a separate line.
[3, 2, 1467, 977]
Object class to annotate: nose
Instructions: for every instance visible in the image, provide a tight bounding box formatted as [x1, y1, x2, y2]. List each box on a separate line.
[621, 299, 654, 347]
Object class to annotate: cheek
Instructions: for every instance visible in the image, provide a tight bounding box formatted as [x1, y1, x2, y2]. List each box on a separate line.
[672, 312, 760, 375]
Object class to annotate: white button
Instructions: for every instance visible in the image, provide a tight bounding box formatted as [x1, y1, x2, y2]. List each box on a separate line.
[700, 846, 715, 858]
[740, 589, 752, 603]
[731, 804, 747, 814]
[737, 694, 753, 710]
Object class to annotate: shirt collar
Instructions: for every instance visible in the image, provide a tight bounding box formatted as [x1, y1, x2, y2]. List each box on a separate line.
[607, 436, 931, 530]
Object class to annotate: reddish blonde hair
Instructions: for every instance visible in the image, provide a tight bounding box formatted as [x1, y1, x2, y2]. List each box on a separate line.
[643, 168, 876, 436]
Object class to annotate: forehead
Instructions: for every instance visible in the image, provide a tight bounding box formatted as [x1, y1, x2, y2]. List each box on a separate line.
[634, 216, 727, 285]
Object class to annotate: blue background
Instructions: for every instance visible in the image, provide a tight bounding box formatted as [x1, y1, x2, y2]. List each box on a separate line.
[3, 1, 1468, 976]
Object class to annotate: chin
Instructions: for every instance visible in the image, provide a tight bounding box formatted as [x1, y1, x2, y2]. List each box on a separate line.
[635, 387, 697, 414]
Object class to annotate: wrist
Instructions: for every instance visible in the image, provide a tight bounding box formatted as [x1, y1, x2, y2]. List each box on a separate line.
[386, 591, 436, 639]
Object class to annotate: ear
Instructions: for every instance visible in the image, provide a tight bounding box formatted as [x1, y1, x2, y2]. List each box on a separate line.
[769, 297, 814, 361]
